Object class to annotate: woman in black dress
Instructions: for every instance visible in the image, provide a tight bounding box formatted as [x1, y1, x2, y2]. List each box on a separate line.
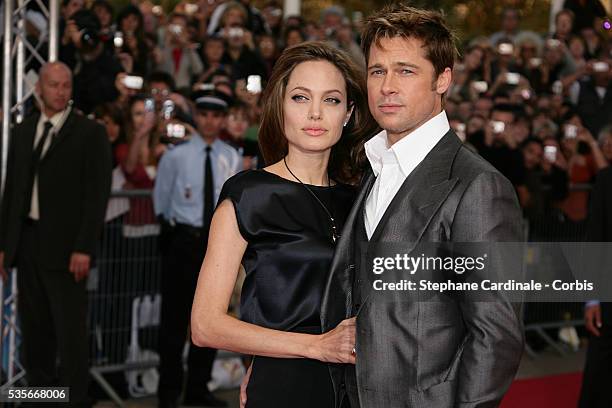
[191, 41, 377, 407]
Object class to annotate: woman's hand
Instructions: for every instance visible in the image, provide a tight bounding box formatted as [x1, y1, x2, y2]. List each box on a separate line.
[311, 317, 356, 364]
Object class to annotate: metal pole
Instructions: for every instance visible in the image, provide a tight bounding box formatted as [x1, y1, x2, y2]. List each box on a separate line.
[1, 0, 15, 385]
[49, 0, 58, 61]
[1, 0, 13, 197]
[16, 0, 25, 123]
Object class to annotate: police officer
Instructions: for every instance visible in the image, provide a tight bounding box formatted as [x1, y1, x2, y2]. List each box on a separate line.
[153, 90, 241, 408]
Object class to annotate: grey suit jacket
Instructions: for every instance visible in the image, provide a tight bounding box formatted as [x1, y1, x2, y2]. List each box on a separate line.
[321, 130, 524, 408]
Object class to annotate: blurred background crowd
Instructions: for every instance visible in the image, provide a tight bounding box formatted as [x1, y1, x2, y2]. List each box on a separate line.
[0, 0, 609, 241]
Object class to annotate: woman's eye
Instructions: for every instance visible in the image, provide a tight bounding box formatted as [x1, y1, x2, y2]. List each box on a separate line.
[325, 98, 341, 104]
[291, 95, 307, 102]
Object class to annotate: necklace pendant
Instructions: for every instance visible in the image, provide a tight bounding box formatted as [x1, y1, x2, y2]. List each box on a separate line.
[331, 224, 339, 244]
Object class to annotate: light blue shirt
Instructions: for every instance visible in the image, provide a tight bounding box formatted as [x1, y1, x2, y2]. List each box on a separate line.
[153, 135, 241, 227]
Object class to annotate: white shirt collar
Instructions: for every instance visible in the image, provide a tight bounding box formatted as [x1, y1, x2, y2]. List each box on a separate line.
[39, 106, 71, 131]
[365, 110, 450, 176]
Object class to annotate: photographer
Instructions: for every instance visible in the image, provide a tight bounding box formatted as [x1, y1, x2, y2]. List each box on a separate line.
[156, 13, 204, 91]
[60, 9, 123, 113]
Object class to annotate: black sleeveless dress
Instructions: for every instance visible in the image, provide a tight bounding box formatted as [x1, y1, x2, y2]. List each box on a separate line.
[217, 169, 356, 408]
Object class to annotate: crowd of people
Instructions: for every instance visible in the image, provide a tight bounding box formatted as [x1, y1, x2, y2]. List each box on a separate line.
[17, 0, 607, 240]
[0, 0, 611, 407]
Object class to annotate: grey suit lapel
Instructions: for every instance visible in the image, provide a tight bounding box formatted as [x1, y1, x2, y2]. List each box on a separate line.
[361, 131, 462, 298]
[321, 171, 376, 330]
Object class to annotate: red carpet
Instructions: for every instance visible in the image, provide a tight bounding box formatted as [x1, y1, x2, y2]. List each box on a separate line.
[501, 372, 582, 408]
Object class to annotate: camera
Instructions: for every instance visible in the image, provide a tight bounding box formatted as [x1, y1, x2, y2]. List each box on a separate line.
[71, 10, 101, 52]
[166, 123, 186, 138]
[113, 31, 124, 48]
[544, 146, 557, 162]
[491, 121, 505, 134]
[123, 75, 144, 90]
[246, 75, 262, 94]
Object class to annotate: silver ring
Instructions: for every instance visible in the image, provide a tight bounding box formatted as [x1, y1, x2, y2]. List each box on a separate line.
[351, 348, 356, 356]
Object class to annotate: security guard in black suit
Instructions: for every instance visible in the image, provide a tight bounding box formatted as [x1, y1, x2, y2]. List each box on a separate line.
[0, 62, 111, 407]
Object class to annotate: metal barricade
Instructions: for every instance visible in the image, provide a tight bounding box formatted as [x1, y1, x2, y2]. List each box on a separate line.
[89, 189, 162, 406]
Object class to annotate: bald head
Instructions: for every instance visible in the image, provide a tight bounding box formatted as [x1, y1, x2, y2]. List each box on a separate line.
[37, 62, 73, 116]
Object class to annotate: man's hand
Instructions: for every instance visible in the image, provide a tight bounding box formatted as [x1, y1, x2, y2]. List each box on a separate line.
[69, 252, 91, 282]
[239, 361, 253, 408]
[585, 303, 602, 337]
[0, 251, 7, 281]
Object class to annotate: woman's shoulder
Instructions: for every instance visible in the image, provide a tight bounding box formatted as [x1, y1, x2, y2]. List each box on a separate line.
[220, 169, 282, 198]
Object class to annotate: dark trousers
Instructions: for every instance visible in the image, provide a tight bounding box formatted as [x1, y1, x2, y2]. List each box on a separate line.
[157, 225, 217, 400]
[579, 306, 612, 408]
[16, 221, 90, 407]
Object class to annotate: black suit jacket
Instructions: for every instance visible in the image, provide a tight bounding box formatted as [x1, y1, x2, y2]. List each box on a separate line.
[0, 110, 112, 269]
[586, 166, 612, 324]
[321, 131, 524, 408]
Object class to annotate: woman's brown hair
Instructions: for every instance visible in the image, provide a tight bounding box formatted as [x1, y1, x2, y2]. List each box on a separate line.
[258, 41, 379, 184]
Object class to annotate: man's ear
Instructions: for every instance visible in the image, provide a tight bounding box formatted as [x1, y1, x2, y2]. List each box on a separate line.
[435, 67, 452, 95]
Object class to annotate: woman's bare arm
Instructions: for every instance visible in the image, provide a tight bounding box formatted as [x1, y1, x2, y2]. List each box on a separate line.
[191, 200, 355, 363]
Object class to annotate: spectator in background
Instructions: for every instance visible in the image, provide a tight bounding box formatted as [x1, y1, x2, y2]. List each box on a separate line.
[541, 38, 577, 91]
[93, 102, 127, 168]
[262, 1, 284, 38]
[581, 26, 604, 60]
[116, 5, 151, 76]
[91, 0, 115, 52]
[478, 104, 527, 189]
[558, 113, 608, 222]
[61, 9, 123, 113]
[569, 60, 612, 137]
[257, 34, 278, 77]
[153, 90, 241, 408]
[517, 39, 547, 93]
[59, 0, 84, 38]
[320, 5, 344, 38]
[599, 126, 612, 164]
[333, 22, 365, 69]
[579, 162, 612, 408]
[117, 95, 164, 237]
[563, 0, 607, 35]
[146, 71, 176, 111]
[200, 36, 230, 82]
[490, 38, 524, 84]
[157, 13, 203, 91]
[520, 137, 569, 223]
[551, 9, 575, 45]
[284, 26, 306, 48]
[490, 8, 523, 46]
[219, 4, 268, 82]
[568, 35, 588, 70]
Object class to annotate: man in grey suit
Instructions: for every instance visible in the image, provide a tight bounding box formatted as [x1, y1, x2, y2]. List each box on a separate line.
[321, 5, 524, 408]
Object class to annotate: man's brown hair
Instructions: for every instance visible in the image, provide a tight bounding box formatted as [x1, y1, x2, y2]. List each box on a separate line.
[361, 4, 459, 78]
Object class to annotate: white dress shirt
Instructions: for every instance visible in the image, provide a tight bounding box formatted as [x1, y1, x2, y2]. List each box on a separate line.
[364, 110, 450, 239]
[29, 107, 71, 220]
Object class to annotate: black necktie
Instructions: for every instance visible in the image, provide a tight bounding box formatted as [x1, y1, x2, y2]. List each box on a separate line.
[34, 121, 54, 165]
[203, 145, 214, 231]
[24, 121, 53, 218]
